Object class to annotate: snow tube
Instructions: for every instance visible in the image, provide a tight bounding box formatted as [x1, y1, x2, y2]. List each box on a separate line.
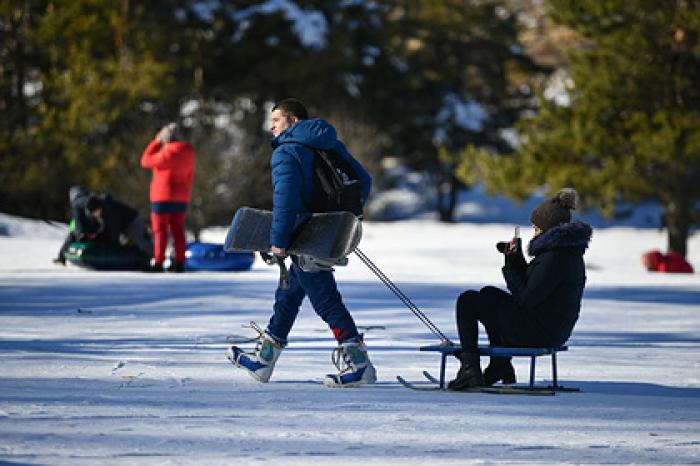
[64, 241, 150, 271]
[641, 250, 694, 273]
[185, 242, 254, 271]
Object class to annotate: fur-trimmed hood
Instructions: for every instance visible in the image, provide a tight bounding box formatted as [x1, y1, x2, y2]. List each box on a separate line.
[528, 221, 593, 257]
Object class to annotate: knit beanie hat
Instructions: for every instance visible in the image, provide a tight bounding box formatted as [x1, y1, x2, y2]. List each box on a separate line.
[69, 185, 89, 204]
[529, 188, 578, 232]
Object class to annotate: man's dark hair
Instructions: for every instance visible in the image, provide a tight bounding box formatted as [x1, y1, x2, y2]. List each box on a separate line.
[272, 98, 309, 120]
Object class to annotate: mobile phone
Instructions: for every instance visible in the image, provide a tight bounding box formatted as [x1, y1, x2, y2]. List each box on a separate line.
[515, 226, 520, 239]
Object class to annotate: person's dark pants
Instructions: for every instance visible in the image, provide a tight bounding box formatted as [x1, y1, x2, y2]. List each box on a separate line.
[267, 260, 359, 346]
[125, 217, 153, 257]
[456, 286, 517, 353]
[456, 284, 549, 352]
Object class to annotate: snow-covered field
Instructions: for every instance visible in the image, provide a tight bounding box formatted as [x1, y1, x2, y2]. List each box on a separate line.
[1, 213, 699, 464]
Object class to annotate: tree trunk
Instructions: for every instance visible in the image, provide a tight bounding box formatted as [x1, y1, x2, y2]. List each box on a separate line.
[437, 164, 457, 222]
[9, 6, 28, 130]
[191, 227, 201, 243]
[664, 196, 690, 257]
[665, 132, 692, 257]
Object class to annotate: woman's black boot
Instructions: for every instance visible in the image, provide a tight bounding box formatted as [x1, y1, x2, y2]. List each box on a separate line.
[483, 357, 516, 386]
[447, 352, 484, 390]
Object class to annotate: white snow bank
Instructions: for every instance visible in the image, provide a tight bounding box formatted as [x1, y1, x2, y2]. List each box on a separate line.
[0, 213, 67, 239]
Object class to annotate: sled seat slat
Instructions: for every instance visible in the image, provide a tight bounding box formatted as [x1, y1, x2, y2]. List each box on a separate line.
[419, 344, 578, 392]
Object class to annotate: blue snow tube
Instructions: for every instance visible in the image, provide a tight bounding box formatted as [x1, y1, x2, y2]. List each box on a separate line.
[185, 242, 255, 271]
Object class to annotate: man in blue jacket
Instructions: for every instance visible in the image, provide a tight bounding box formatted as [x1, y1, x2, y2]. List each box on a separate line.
[227, 99, 376, 388]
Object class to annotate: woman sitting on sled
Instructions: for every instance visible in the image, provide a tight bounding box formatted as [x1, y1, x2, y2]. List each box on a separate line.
[449, 188, 593, 391]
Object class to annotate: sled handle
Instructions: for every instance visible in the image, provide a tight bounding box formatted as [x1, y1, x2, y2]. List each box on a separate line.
[260, 252, 290, 289]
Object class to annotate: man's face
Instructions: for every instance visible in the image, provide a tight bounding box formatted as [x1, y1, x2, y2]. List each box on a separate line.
[269, 109, 297, 137]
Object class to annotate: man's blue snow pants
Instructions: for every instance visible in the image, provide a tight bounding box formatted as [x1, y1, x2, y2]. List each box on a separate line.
[267, 260, 359, 345]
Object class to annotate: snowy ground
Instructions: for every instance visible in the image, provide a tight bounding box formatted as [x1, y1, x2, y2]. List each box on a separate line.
[1, 213, 699, 464]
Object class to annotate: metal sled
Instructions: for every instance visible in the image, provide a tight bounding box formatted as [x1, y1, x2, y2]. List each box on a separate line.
[419, 344, 578, 392]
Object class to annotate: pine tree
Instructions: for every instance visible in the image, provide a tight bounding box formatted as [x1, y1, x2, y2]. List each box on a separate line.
[380, 0, 541, 221]
[0, 0, 181, 218]
[460, 0, 700, 256]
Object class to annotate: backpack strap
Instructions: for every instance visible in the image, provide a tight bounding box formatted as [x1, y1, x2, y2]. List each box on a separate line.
[314, 149, 345, 205]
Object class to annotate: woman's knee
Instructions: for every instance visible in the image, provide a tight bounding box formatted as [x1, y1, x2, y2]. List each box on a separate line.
[456, 290, 480, 316]
[479, 285, 512, 307]
[480, 285, 502, 296]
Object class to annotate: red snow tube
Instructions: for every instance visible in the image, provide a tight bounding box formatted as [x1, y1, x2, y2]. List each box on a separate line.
[641, 250, 694, 273]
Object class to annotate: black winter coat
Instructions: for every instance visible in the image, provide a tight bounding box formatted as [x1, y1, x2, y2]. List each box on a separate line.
[93, 194, 139, 243]
[501, 221, 592, 347]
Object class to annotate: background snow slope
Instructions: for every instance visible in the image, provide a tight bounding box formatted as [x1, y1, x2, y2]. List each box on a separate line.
[0, 212, 699, 465]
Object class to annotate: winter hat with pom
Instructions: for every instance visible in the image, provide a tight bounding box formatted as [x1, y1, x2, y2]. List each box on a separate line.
[529, 188, 578, 232]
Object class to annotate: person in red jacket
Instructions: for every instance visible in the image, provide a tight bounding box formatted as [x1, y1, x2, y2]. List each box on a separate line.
[140, 123, 195, 272]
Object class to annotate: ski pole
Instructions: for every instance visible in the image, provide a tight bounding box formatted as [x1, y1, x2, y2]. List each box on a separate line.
[354, 247, 452, 345]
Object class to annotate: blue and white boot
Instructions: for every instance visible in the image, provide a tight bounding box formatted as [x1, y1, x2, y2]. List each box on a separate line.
[226, 323, 283, 383]
[324, 337, 377, 388]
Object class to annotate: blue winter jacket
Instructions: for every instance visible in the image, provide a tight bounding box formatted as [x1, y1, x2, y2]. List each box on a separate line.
[269, 118, 371, 248]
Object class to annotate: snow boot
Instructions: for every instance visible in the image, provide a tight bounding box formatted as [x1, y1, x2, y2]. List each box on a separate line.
[324, 337, 376, 388]
[447, 352, 484, 390]
[168, 261, 185, 273]
[226, 323, 283, 383]
[146, 262, 164, 273]
[483, 356, 516, 386]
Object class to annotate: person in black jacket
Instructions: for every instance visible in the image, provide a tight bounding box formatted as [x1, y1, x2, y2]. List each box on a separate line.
[448, 188, 593, 391]
[53, 185, 104, 265]
[84, 193, 153, 257]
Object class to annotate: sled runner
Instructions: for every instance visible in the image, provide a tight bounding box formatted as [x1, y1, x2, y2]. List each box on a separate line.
[395, 344, 578, 395]
[396, 372, 555, 396]
[224, 207, 362, 261]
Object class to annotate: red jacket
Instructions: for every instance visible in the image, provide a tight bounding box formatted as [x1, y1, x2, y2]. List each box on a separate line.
[140, 140, 195, 203]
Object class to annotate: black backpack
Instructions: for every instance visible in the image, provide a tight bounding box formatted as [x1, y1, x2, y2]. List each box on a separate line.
[309, 149, 364, 217]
